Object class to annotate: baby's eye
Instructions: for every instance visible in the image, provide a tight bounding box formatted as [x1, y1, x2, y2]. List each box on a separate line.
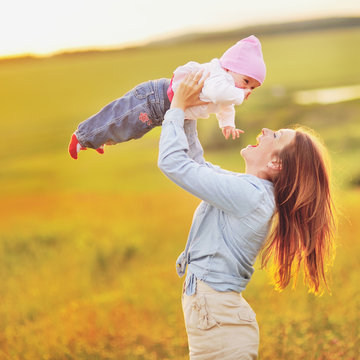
[244, 79, 249, 84]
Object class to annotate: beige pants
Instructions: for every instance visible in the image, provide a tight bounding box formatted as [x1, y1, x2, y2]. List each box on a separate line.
[182, 280, 259, 360]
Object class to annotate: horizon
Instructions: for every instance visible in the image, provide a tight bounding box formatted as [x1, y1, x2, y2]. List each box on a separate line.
[1, 14, 360, 61]
[2, 0, 360, 59]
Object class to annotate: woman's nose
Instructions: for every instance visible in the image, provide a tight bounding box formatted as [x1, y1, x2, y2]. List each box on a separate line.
[262, 128, 271, 136]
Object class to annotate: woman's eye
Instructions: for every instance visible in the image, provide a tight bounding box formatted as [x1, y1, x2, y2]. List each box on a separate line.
[273, 133, 277, 138]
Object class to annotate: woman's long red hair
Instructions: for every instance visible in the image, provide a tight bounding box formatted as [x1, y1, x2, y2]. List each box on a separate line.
[261, 127, 336, 295]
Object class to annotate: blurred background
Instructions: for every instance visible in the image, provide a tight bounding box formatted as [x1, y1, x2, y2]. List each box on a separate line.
[1, 1, 360, 359]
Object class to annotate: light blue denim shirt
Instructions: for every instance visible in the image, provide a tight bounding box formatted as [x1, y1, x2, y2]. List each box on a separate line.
[158, 108, 276, 295]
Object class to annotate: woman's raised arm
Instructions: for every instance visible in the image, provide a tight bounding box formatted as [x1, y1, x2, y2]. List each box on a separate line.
[158, 75, 266, 216]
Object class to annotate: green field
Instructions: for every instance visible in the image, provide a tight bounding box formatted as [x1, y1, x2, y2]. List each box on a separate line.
[0, 27, 360, 359]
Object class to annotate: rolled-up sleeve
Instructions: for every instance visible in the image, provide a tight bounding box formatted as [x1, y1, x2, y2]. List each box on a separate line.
[158, 108, 263, 216]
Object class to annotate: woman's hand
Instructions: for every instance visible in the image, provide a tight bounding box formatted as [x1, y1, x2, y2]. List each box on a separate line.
[170, 71, 209, 111]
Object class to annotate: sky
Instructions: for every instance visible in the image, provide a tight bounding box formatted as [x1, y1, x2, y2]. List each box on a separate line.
[1, 0, 360, 58]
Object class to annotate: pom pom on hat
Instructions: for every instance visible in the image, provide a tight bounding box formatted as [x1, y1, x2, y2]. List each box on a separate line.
[220, 35, 266, 85]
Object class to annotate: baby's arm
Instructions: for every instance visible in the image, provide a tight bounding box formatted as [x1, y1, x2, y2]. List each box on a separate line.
[217, 105, 244, 140]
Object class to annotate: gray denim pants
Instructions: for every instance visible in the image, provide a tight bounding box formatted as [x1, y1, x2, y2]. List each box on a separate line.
[75, 78, 171, 149]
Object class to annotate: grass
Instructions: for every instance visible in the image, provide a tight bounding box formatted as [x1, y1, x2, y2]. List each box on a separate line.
[0, 27, 360, 359]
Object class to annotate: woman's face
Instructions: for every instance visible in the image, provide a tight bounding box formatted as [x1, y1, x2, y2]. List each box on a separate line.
[241, 128, 296, 178]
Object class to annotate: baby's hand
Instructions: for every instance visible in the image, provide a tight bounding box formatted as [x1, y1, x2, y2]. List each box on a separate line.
[244, 89, 252, 100]
[222, 126, 244, 140]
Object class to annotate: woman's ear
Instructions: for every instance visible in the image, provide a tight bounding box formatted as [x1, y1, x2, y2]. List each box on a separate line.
[267, 157, 282, 171]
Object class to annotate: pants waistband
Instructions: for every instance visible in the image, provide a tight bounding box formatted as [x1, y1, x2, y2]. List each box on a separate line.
[195, 280, 243, 297]
[162, 78, 171, 110]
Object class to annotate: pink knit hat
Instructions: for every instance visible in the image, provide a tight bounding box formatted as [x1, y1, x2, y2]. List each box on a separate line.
[219, 35, 266, 85]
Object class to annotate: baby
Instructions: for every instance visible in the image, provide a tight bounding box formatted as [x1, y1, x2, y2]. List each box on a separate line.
[69, 35, 266, 159]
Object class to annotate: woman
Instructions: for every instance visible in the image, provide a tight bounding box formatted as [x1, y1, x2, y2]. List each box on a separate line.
[158, 72, 335, 359]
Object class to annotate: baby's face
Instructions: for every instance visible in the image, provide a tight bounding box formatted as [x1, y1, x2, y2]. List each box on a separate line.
[228, 71, 261, 91]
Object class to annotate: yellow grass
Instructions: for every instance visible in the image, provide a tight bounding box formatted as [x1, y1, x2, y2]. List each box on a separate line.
[1, 27, 360, 359]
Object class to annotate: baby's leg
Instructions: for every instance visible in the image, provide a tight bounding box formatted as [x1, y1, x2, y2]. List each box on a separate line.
[68, 134, 104, 159]
[74, 79, 171, 149]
